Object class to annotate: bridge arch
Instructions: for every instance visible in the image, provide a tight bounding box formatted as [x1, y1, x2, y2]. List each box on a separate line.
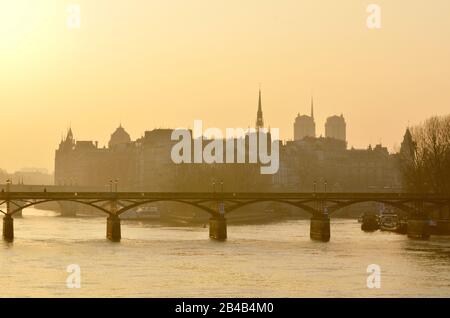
[225, 199, 317, 215]
[325, 199, 416, 215]
[223, 198, 426, 216]
[116, 199, 217, 216]
[6, 199, 112, 216]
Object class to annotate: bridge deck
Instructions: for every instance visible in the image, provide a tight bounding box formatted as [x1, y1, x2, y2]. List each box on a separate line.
[0, 192, 448, 201]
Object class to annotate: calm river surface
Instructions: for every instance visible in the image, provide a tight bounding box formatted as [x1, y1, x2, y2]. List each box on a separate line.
[1, 208, 450, 297]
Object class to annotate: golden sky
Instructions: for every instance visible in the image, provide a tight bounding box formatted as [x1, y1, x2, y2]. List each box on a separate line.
[1, 0, 450, 172]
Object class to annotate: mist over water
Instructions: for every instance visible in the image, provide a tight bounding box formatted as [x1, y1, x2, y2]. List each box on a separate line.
[1, 208, 450, 297]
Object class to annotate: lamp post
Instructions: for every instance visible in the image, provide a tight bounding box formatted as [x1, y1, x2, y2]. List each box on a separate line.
[6, 179, 11, 192]
[218, 180, 225, 217]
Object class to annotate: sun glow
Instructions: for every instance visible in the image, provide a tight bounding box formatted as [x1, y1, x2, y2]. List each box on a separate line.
[1, 0, 450, 172]
[0, 1, 35, 52]
[0, 1, 63, 61]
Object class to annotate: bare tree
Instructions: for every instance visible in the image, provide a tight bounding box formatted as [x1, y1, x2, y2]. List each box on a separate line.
[400, 115, 450, 194]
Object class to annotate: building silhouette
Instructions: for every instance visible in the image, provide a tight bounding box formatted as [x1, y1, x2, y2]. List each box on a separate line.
[273, 137, 400, 193]
[53, 91, 274, 192]
[109, 124, 131, 148]
[274, 106, 400, 193]
[325, 114, 346, 142]
[255, 89, 264, 130]
[54, 92, 401, 195]
[294, 97, 316, 140]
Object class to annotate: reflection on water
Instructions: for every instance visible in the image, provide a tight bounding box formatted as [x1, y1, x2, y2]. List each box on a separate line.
[1, 208, 450, 297]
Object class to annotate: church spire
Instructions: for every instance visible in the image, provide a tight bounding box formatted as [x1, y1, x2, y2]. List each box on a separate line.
[67, 127, 73, 140]
[310, 96, 314, 119]
[400, 127, 415, 158]
[256, 88, 264, 129]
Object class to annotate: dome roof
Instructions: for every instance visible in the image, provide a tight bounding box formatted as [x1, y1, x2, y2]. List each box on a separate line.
[109, 125, 131, 148]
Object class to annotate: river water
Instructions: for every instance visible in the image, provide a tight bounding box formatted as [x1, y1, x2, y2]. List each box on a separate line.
[1, 208, 450, 297]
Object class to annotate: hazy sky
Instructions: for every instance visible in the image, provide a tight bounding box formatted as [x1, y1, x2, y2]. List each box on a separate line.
[1, 0, 450, 172]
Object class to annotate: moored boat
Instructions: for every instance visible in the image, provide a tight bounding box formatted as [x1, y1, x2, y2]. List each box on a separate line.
[379, 213, 399, 231]
[396, 218, 408, 234]
[121, 206, 161, 220]
[361, 214, 379, 232]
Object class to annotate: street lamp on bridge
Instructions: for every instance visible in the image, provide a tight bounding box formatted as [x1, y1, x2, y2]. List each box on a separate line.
[109, 179, 119, 192]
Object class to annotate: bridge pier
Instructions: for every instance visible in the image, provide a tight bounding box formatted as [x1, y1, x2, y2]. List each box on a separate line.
[14, 209, 23, 218]
[106, 215, 121, 242]
[13, 201, 25, 218]
[3, 214, 14, 242]
[407, 219, 430, 240]
[310, 215, 330, 242]
[209, 216, 227, 241]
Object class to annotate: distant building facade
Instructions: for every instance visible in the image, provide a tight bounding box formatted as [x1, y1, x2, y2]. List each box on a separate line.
[325, 114, 346, 142]
[55, 92, 401, 194]
[0, 168, 54, 185]
[54, 91, 274, 192]
[294, 98, 316, 140]
[274, 108, 400, 193]
[108, 124, 131, 148]
[273, 138, 401, 193]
